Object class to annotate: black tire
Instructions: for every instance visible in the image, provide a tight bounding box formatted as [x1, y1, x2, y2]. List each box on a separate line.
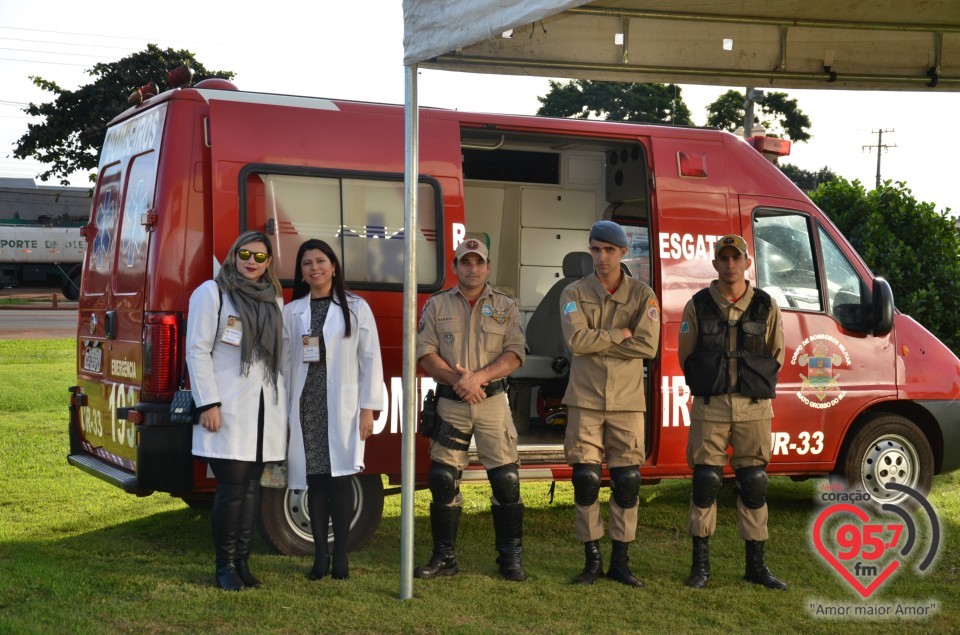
[840, 414, 934, 506]
[258, 474, 384, 556]
[62, 266, 81, 301]
[179, 495, 213, 511]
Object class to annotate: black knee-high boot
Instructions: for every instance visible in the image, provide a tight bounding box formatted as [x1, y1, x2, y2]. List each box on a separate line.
[330, 476, 354, 580]
[307, 474, 331, 580]
[212, 482, 247, 591]
[235, 478, 261, 588]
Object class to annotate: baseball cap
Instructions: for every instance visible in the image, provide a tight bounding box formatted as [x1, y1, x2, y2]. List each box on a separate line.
[713, 234, 749, 258]
[455, 238, 489, 261]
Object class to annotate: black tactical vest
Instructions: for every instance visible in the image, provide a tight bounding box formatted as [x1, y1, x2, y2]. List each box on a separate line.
[683, 288, 780, 399]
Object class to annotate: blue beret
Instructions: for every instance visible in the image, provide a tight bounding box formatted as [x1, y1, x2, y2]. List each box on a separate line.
[589, 221, 628, 248]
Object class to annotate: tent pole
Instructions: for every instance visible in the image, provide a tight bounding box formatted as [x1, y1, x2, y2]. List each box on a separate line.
[399, 61, 419, 601]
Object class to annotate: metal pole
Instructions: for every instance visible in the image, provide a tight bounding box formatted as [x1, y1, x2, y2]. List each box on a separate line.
[743, 86, 755, 139]
[875, 129, 883, 189]
[399, 62, 419, 601]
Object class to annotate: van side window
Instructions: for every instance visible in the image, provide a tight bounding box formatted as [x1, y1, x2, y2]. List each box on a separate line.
[818, 225, 863, 316]
[753, 213, 822, 311]
[251, 172, 440, 288]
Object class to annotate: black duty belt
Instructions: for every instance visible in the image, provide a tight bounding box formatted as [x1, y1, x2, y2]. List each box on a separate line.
[436, 379, 507, 402]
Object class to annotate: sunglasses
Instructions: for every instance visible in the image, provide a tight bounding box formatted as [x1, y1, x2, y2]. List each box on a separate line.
[237, 248, 269, 264]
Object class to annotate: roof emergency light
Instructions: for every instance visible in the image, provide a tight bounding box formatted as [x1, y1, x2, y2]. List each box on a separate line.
[167, 64, 194, 89]
[127, 82, 159, 106]
[748, 135, 791, 163]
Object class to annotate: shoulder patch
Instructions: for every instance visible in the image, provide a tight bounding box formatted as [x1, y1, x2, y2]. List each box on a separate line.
[647, 306, 660, 322]
[563, 301, 578, 315]
[680, 321, 690, 333]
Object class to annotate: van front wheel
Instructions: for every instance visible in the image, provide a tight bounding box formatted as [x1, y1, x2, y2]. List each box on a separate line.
[840, 414, 933, 506]
[259, 474, 384, 556]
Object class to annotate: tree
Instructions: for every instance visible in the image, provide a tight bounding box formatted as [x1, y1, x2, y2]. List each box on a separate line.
[812, 178, 960, 351]
[706, 90, 812, 142]
[778, 163, 838, 192]
[536, 80, 693, 125]
[13, 44, 235, 185]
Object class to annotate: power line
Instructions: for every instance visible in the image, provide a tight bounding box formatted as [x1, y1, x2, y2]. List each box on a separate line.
[0, 46, 111, 59]
[0, 56, 90, 67]
[0, 36, 136, 51]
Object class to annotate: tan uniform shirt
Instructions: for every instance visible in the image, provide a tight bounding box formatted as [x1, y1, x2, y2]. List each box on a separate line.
[678, 281, 784, 422]
[560, 274, 660, 411]
[416, 283, 526, 375]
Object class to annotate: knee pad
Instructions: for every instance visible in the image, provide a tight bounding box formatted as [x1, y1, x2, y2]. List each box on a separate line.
[609, 466, 641, 509]
[571, 464, 602, 506]
[691, 465, 724, 508]
[428, 461, 461, 505]
[487, 463, 520, 505]
[735, 466, 768, 510]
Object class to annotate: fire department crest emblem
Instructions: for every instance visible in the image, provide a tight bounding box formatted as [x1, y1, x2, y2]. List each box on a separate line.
[790, 335, 851, 409]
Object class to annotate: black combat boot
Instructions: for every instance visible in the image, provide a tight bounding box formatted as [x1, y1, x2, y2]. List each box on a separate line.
[491, 503, 526, 581]
[572, 540, 603, 585]
[234, 479, 261, 588]
[744, 540, 787, 590]
[607, 540, 644, 588]
[212, 483, 247, 591]
[684, 536, 710, 589]
[414, 503, 461, 579]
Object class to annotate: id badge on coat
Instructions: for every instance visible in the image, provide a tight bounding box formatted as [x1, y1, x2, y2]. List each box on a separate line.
[302, 335, 321, 362]
[221, 316, 243, 346]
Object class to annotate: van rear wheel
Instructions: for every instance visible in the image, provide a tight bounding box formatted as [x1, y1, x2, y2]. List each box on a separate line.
[840, 414, 933, 506]
[259, 474, 384, 556]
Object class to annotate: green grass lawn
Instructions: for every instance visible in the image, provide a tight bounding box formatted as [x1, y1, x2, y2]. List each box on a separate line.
[1, 338, 958, 634]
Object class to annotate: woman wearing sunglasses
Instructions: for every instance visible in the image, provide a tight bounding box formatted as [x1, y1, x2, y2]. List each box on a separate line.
[282, 239, 384, 580]
[186, 230, 287, 591]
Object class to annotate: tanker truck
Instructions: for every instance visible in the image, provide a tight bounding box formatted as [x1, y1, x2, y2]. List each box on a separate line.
[0, 224, 85, 300]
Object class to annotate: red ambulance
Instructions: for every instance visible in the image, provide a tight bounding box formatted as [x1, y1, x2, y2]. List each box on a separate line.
[68, 79, 960, 555]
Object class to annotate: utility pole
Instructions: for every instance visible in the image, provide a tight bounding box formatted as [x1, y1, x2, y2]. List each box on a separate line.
[863, 129, 896, 189]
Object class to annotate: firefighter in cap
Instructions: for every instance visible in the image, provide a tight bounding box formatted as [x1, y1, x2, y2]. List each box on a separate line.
[679, 233, 787, 590]
[560, 220, 660, 588]
[414, 237, 528, 581]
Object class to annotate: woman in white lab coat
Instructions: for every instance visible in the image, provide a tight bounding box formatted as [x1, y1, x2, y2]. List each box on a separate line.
[187, 229, 287, 591]
[283, 238, 383, 580]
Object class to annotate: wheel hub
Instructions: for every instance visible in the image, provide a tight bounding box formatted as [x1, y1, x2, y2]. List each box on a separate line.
[860, 434, 919, 502]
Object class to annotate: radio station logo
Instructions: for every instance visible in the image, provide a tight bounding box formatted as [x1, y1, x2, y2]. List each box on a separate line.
[808, 479, 941, 619]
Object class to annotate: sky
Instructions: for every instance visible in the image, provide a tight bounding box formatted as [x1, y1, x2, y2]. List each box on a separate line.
[2, 1, 959, 216]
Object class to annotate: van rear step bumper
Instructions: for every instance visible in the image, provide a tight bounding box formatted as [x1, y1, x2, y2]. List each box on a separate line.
[68, 453, 147, 494]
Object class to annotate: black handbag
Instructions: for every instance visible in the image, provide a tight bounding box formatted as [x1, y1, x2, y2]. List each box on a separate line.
[169, 332, 198, 424]
[169, 387, 198, 425]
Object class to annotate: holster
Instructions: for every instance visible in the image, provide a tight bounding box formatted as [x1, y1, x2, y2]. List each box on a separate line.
[420, 389, 438, 438]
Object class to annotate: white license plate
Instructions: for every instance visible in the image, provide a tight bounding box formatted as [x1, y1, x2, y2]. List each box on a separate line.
[83, 346, 103, 373]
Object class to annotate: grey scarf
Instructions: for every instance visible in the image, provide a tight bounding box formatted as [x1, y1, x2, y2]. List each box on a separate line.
[216, 269, 282, 397]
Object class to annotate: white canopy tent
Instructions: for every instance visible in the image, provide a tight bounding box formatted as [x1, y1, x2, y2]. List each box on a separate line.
[396, 1, 960, 600]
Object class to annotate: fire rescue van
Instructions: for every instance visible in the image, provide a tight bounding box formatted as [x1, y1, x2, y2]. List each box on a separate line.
[68, 79, 960, 556]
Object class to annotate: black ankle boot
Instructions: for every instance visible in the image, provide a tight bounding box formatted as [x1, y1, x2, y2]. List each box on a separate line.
[572, 540, 603, 585]
[492, 503, 526, 582]
[414, 503, 461, 579]
[235, 479, 261, 588]
[212, 483, 247, 591]
[684, 536, 710, 589]
[744, 540, 787, 590]
[607, 540, 644, 588]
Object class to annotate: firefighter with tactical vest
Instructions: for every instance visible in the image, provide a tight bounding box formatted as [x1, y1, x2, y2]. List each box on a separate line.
[678, 234, 787, 590]
[414, 238, 528, 581]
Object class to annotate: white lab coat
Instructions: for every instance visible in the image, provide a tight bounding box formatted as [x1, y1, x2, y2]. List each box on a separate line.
[283, 292, 384, 487]
[187, 280, 287, 462]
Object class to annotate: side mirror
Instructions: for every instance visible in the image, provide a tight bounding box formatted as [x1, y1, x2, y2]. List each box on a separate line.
[871, 277, 894, 336]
